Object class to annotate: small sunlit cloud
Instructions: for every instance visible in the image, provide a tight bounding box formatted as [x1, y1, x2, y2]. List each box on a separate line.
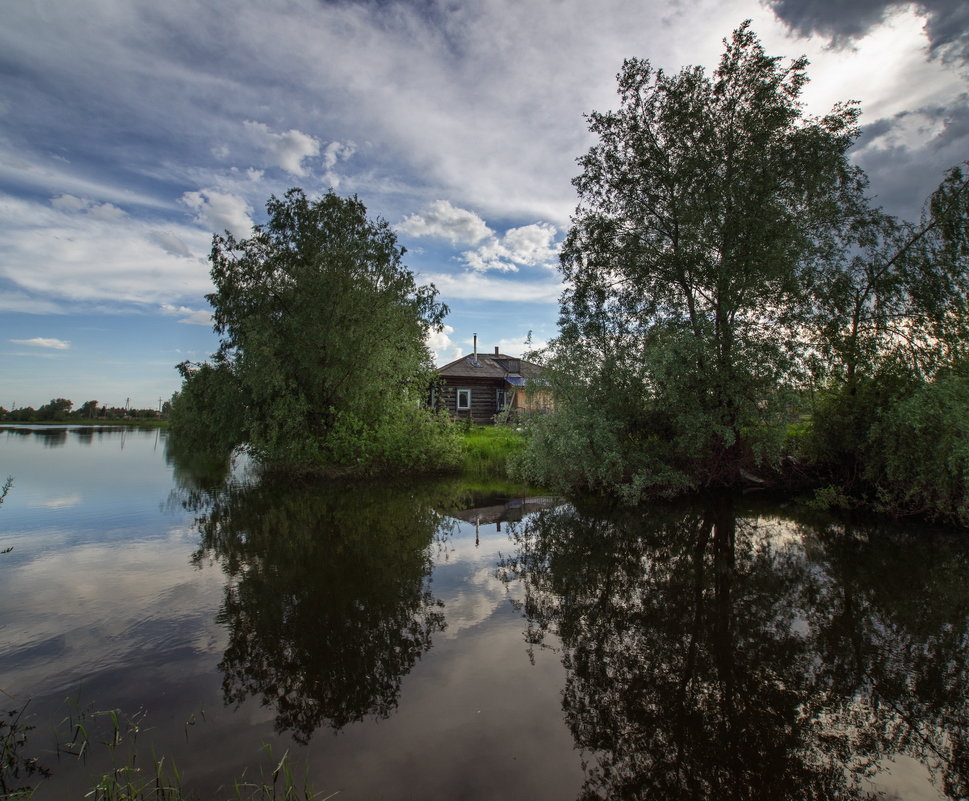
[426, 323, 455, 364]
[398, 200, 493, 246]
[160, 304, 212, 326]
[10, 337, 71, 350]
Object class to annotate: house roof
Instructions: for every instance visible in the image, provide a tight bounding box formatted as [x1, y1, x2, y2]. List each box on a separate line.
[437, 351, 544, 381]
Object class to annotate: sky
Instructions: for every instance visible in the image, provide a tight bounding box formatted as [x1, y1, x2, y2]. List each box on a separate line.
[1, 0, 967, 410]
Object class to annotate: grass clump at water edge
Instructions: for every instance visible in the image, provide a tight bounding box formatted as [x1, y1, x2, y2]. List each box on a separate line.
[0, 695, 335, 801]
[459, 423, 526, 477]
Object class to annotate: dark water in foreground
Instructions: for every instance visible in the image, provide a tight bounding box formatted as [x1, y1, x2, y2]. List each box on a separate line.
[1, 426, 967, 799]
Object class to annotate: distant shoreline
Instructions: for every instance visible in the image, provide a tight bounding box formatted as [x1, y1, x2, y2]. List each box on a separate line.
[0, 419, 169, 429]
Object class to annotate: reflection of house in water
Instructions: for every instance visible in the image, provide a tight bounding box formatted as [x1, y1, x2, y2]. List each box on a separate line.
[448, 494, 559, 545]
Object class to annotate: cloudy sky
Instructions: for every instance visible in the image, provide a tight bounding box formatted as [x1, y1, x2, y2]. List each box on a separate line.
[1, 0, 966, 409]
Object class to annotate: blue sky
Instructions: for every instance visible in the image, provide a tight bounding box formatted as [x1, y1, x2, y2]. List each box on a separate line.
[1, 0, 967, 409]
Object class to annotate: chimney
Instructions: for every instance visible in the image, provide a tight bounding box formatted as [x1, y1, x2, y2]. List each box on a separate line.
[494, 346, 499, 356]
[473, 334, 477, 360]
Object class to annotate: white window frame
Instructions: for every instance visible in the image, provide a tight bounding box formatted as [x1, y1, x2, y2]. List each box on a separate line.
[456, 388, 472, 410]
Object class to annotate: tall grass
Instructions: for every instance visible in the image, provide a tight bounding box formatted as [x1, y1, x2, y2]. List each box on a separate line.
[460, 424, 525, 476]
[0, 696, 330, 801]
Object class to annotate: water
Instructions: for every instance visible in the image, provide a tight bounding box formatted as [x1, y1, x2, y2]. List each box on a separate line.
[1, 426, 967, 799]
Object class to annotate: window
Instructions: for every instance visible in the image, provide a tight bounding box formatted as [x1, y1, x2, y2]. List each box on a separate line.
[457, 388, 472, 410]
[495, 389, 508, 410]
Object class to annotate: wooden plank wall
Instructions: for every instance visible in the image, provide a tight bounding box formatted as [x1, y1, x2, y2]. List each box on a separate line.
[437, 380, 502, 424]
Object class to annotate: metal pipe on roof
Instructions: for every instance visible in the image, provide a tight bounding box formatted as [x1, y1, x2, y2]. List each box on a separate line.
[473, 333, 477, 360]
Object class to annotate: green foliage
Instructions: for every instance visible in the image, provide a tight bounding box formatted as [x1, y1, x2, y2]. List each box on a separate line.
[805, 370, 921, 474]
[515, 24, 968, 509]
[169, 360, 247, 454]
[521, 23, 858, 498]
[509, 382, 699, 503]
[805, 484, 857, 512]
[809, 163, 969, 387]
[1, 699, 50, 797]
[179, 188, 459, 475]
[865, 374, 969, 525]
[1, 477, 12, 554]
[1, 402, 161, 424]
[77, 400, 100, 419]
[34, 398, 73, 421]
[460, 424, 525, 476]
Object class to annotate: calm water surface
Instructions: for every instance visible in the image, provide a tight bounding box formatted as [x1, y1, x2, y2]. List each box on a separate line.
[1, 426, 967, 800]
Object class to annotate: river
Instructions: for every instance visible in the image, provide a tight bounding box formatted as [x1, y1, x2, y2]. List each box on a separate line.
[1, 425, 966, 800]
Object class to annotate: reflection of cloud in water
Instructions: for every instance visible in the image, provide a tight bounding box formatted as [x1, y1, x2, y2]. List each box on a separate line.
[867, 755, 947, 801]
[440, 565, 509, 639]
[35, 493, 83, 509]
[435, 517, 526, 640]
[0, 526, 226, 694]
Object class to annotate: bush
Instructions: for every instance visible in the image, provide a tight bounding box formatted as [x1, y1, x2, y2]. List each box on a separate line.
[865, 374, 969, 526]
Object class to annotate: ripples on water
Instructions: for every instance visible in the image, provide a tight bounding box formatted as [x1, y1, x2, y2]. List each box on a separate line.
[1, 425, 966, 800]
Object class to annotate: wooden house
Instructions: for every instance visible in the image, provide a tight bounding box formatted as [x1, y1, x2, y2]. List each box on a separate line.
[434, 341, 547, 424]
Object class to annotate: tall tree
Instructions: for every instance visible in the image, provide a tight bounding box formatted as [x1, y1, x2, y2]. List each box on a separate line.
[35, 398, 73, 421]
[175, 188, 458, 473]
[521, 23, 861, 494]
[810, 163, 969, 389]
[801, 164, 969, 491]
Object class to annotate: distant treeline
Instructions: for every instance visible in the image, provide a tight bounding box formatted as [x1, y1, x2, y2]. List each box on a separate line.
[1, 397, 169, 422]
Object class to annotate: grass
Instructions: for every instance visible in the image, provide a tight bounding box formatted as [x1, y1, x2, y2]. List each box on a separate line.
[0, 696, 331, 801]
[459, 424, 526, 477]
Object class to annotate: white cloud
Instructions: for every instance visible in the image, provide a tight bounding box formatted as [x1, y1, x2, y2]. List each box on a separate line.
[398, 200, 492, 246]
[323, 140, 356, 170]
[462, 222, 559, 273]
[180, 189, 253, 237]
[50, 193, 89, 212]
[422, 271, 563, 303]
[10, 337, 71, 349]
[50, 194, 126, 220]
[150, 230, 194, 258]
[322, 140, 356, 188]
[0, 149, 171, 212]
[426, 323, 455, 364]
[160, 304, 212, 326]
[244, 121, 321, 176]
[0, 194, 214, 306]
[0, 291, 67, 315]
[86, 202, 127, 221]
[495, 335, 548, 358]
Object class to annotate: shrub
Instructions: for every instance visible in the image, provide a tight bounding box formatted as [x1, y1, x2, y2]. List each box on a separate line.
[865, 374, 969, 526]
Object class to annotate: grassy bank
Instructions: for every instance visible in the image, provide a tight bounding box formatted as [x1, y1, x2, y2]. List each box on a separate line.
[459, 424, 525, 477]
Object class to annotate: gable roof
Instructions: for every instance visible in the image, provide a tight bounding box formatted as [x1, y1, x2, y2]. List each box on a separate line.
[437, 352, 543, 381]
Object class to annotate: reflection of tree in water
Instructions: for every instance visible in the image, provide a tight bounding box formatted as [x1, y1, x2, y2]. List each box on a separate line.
[798, 519, 969, 800]
[499, 497, 969, 800]
[32, 428, 68, 447]
[164, 432, 236, 494]
[178, 468, 460, 743]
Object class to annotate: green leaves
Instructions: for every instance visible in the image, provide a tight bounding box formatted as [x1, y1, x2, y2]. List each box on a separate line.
[539, 23, 861, 493]
[174, 188, 458, 474]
